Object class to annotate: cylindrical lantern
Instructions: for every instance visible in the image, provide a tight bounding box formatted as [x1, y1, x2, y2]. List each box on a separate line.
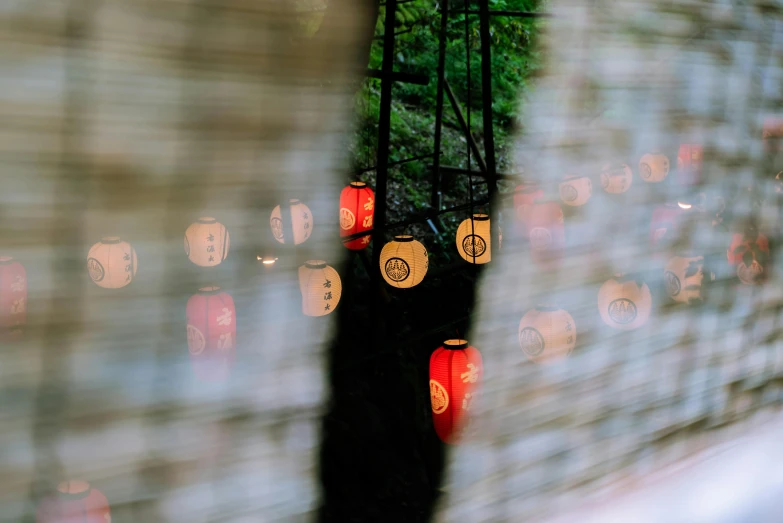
[558, 175, 592, 206]
[36, 480, 111, 523]
[526, 202, 565, 255]
[664, 255, 709, 304]
[270, 199, 313, 245]
[186, 286, 236, 382]
[379, 235, 428, 288]
[727, 228, 770, 285]
[298, 260, 342, 316]
[0, 257, 26, 341]
[600, 163, 633, 194]
[429, 339, 483, 444]
[87, 237, 137, 289]
[598, 275, 652, 330]
[639, 152, 670, 183]
[518, 306, 576, 363]
[456, 214, 491, 264]
[676, 144, 703, 186]
[184, 217, 230, 267]
[339, 181, 375, 250]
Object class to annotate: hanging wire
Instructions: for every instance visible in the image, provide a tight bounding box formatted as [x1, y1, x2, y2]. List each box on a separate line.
[465, 0, 477, 263]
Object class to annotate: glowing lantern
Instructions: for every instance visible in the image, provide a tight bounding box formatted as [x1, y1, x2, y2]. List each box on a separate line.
[676, 144, 703, 186]
[186, 286, 236, 382]
[270, 199, 313, 245]
[184, 217, 230, 267]
[456, 214, 491, 264]
[87, 237, 137, 289]
[598, 275, 652, 330]
[600, 163, 633, 194]
[298, 260, 341, 316]
[558, 175, 592, 206]
[36, 480, 111, 523]
[638, 152, 670, 183]
[665, 255, 711, 304]
[429, 339, 482, 444]
[727, 227, 770, 285]
[518, 306, 576, 363]
[379, 235, 428, 288]
[0, 257, 26, 341]
[339, 181, 375, 250]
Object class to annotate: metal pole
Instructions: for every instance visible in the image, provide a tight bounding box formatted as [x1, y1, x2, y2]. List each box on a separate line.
[477, 0, 499, 250]
[431, 0, 450, 212]
[444, 79, 487, 173]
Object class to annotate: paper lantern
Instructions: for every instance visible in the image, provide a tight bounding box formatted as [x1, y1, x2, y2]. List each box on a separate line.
[184, 217, 230, 267]
[429, 339, 482, 444]
[0, 257, 26, 341]
[676, 144, 703, 186]
[598, 275, 652, 330]
[518, 306, 576, 363]
[727, 228, 770, 285]
[456, 214, 491, 264]
[526, 202, 565, 257]
[650, 203, 687, 253]
[87, 237, 137, 289]
[513, 182, 545, 238]
[270, 199, 313, 245]
[558, 175, 592, 206]
[665, 255, 710, 304]
[37, 480, 111, 523]
[339, 181, 375, 250]
[639, 152, 670, 183]
[600, 163, 633, 194]
[379, 235, 428, 288]
[186, 286, 236, 382]
[298, 260, 341, 316]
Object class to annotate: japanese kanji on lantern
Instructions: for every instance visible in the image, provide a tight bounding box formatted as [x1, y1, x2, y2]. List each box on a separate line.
[36, 480, 111, 523]
[518, 306, 576, 363]
[270, 199, 313, 245]
[186, 286, 236, 382]
[379, 235, 428, 288]
[185, 217, 230, 267]
[0, 257, 26, 341]
[665, 255, 712, 304]
[298, 260, 341, 316]
[558, 175, 592, 206]
[456, 214, 491, 264]
[676, 144, 703, 186]
[340, 181, 375, 250]
[598, 275, 652, 330]
[600, 163, 633, 194]
[87, 237, 137, 289]
[727, 225, 770, 285]
[639, 152, 670, 183]
[429, 339, 482, 444]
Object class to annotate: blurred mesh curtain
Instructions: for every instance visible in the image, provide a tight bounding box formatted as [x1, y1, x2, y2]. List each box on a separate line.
[0, 0, 374, 521]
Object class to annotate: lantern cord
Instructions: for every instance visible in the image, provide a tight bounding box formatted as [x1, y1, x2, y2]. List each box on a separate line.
[465, 0, 477, 263]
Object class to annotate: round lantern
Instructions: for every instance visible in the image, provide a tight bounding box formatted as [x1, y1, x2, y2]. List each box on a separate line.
[36, 480, 111, 523]
[379, 235, 428, 288]
[727, 227, 770, 285]
[298, 260, 341, 316]
[184, 217, 230, 267]
[597, 275, 652, 330]
[600, 163, 633, 194]
[665, 255, 711, 304]
[340, 181, 375, 250]
[87, 237, 137, 289]
[186, 286, 236, 382]
[518, 306, 576, 363]
[558, 175, 592, 206]
[456, 214, 491, 264]
[0, 257, 26, 341]
[676, 144, 703, 186]
[270, 199, 313, 245]
[429, 339, 483, 444]
[638, 152, 670, 183]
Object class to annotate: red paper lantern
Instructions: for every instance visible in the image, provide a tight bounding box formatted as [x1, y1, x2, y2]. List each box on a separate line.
[727, 227, 770, 285]
[676, 144, 703, 186]
[36, 480, 111, 523]
[186, 286, 236, 381]
[339, 181, 375, 250]
[429, 339, 483, 444]
[513, 182, 545, 239]
[0, 256, 26, 341]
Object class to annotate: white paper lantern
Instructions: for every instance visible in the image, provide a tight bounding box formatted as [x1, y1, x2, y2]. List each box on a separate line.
[638, 152, 670, 183]
[379, 235, 429, 288]
[559, 176, 592, 206]
[597, 275, 652, 330]
[518, 306, 576, 363]
[87, 237, 138, 289]
[600, 163, 633, 194]
[298, 260, 341, 316]
[184, 217, 230, 267]
[664, 255, 708, 304]
[271, 199, 313, 245]
[456, 214, 491, 264]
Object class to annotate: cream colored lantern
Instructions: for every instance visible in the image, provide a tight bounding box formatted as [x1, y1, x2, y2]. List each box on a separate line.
[518, 306, 576, 363]
[87, 237, 138, 289]
[379, 235, 429, 288]
[558, 176, 592, 206]
[270, 199, 313, 245]
[298, 260, 341, 316]
[638, 152, 670, 183]
[664, 255, 710, 304]
[597, 275, 652, 330]
[184, 217, 230, 267]
[600, 163, 633, 194]
[456, 214, 491, 264]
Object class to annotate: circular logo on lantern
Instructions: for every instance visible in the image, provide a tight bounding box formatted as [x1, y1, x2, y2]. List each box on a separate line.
[560, 183, 578, 202]
[385, 257, 410, 282]
[640, 162, 652, 179]
[430, 379, 449, 414]
[608, 298, 638, 324]
[529, 227, 552, 251]
[187, 324, 206, 355]
[270, 217, 284, 241]
[737, 260, 763, 285]
[519, 327, 545, 357]
[87, 258, 105, 282]
[339, 208, 356, 230]
[462, 234, 487, 257]
[664, 271, 681, 297]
